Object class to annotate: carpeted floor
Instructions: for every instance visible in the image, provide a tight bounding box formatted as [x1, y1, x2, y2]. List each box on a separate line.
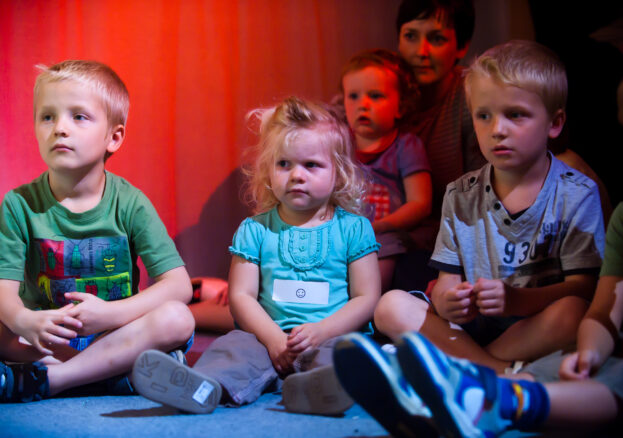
[0, 333, 614, 437]
[1, 393, 390, 438]
[2, 332, 389, 437]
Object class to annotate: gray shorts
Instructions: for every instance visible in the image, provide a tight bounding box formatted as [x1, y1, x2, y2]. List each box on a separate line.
[192, 329, 337, 406]
[461, 314, 522, 347]
[523, 350, 623, 399]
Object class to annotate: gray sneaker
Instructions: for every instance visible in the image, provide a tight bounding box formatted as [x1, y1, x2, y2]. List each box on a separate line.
[282, 364, 354, 415]
[132, 349, 221, 414]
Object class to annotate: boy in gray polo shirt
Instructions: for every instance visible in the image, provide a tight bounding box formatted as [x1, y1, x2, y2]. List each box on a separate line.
[373, 40, 605, 374]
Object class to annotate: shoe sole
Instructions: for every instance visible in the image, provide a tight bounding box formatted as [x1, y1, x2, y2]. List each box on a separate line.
[397, 333, 483, 438]
[282, 364, 354, 415]
[333, 334, 438, 438]
[131, 350, 221, 414]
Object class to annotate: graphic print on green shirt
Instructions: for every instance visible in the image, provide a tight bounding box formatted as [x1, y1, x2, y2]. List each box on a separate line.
[34, 236, 131, 307]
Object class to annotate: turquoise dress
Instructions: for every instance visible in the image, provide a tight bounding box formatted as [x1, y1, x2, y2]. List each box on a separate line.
[229, 206, 380, 331]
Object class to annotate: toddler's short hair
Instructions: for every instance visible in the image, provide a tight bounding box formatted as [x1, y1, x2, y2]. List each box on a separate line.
[396, 0, 475, 50]
[340, 48, 417, 124]
[246, 96, 366, 215]
[34, 60, 129, 128]
[465, 40, 568, 116]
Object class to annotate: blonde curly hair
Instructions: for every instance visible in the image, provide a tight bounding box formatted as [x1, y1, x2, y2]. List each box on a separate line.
[244, 96, 366, 215]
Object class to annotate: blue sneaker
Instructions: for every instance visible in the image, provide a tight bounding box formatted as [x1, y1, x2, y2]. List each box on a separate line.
[396, 332, 509, 438]
[1, 361, 49, 403]
[333, 333, 438, 438]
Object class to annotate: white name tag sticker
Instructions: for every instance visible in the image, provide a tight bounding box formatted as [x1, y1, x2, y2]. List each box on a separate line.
[272, 279, 329, 305]
[193, 380, 215, 404]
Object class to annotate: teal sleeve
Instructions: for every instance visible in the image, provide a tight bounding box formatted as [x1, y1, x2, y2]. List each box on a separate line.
[346, 215, 380, 264]
[228, 217, 264, 265]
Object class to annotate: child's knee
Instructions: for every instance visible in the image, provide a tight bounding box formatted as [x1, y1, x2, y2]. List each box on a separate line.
[374, 289, 428, 334]
[150, 301, 195, 344]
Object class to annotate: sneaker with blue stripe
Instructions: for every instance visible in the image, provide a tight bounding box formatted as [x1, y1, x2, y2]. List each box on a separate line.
[396, 332, 510, 438]
[333, 333, 438, 438]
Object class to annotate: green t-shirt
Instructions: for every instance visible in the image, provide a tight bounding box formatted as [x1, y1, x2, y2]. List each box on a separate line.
[600, 202, 623, 277]
[0, 171, 184, 310]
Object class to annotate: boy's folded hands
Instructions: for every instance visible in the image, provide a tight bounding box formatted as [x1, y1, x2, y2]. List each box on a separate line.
[434, 281, 477, 324]
[473, 278, 507, 317]
[435, 278, 509, 324]
[14, 303, 82, 355]
[64, 291, 120, 335]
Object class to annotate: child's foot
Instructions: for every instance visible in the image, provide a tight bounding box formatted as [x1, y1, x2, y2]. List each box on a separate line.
[132, 350, 221, 414]
[396, 332, 509, 438]
[282, 364, 353, 415]
[104, 349, 188, 396]
[332, 333, 438, 438]
[1, 361, 50, 403]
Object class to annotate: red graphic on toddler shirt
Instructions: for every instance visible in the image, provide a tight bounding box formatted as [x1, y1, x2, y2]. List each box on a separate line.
[367, 183, 391, 220]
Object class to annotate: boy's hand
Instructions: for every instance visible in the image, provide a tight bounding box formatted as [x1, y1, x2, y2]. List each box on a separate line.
[559, 349, 602, 381]
[64, 292, 114, 335]
[265, 332, 294, 375]
[15, 304, 81, 355]
[435, 281, 477, 324]
[286, 322, 328, 354]
[473, 278, 507, 316]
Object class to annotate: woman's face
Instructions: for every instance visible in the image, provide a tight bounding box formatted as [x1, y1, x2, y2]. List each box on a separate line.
[398, 15, 468, 86]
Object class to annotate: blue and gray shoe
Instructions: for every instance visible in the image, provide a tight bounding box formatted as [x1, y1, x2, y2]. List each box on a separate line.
[1, 361, 50, 403]
[333, 333, 437, 438]
[396, 332, 509, 438]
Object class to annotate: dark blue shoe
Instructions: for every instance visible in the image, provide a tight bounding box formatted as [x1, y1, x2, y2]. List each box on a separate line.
[396, 332, 510, 438]
[1, 361, 49, 403]
[333, 333, 438, 438]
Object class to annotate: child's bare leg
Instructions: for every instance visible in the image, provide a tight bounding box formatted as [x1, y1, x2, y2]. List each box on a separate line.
[190, 300, 234, 333]
[486, 296, 587, 362]
[46, 300, 194, 395]
[378, 257, 397, 293]
[374, 290, 510, 372]
[545, 380, 619, 427]
[418, 312, 511, 372]
[374, 289, 428, 338]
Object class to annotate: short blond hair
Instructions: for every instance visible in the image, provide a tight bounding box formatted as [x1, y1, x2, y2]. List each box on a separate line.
[245, 96, 366, 215]
[34, 60, 129, 128]
[465, 40, 567, 116]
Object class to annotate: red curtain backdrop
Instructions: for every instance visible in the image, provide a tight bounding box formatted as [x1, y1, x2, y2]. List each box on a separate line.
[0, 0, 402, 279]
